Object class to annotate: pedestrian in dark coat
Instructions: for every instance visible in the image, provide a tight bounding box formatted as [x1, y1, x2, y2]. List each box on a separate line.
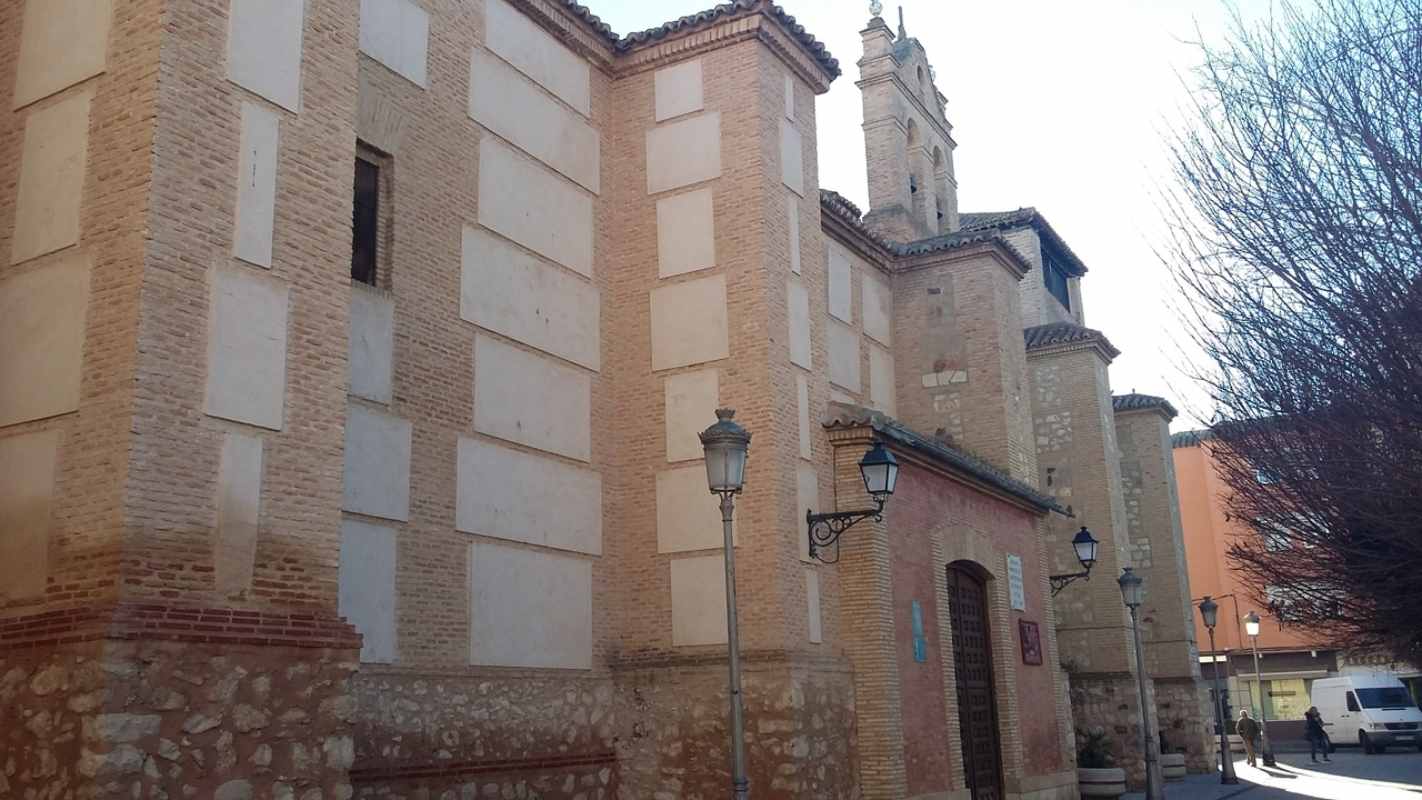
[1237, 710, 1262, 767]
[1305, 706, 1332, 763]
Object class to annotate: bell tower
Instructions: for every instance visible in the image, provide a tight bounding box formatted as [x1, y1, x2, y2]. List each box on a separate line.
[857, 5, 959, 242]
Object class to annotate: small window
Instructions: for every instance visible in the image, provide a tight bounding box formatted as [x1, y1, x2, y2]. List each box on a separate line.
[1346, 691, 1360, 712]
[352, 156, 381, 286]
[1043, 249, 1071, 310]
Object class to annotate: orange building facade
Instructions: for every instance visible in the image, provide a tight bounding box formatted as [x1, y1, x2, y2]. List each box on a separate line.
[1173, 431, 1422, 732]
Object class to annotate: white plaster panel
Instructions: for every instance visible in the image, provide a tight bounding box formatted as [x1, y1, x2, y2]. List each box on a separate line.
[484, 0, 590, 117]
[787, 194, 801, 274]
[11, 91, 90, 265]
[664, 369, 718, 463]
[349, 284, 394, 403]
[656, 465, 728, 553]
[646, 112, 721, 195]
[828, 320, 861, 393]
[656, 189, 715, 278]
[204, 266, 288, 430]
[469, 48, 599, 193]
[460, 227, 599, 371]
[359, 0, 429, 87]
[12, 0, 112, 109]
[342, 404, 412, 521]
[227, 0, 305, 112]
[796, 462, 819, 561]
[234, 101, 279, 268]
[671, 554, 727, 646]
[787, 278, 811, 369]
[796, 373, 811, 461]
[649, 275, 729, 371]
[0, 430, 58, 600]
[806, 569, 822, 643]
[829, 388, 855, 405]
[477, 138, 593, 277]
[473, 334, 591, 461]
[0, 252, 90, 427]
[784, 73, 795, 121]
[827, 242, 852, 323]
[869, 344, 897, 417]
[779, 118, 803, 197]
[215, 433, 263, 597]
[456, 437, 602, 555]
[339, 518, 397, 663]
[469, 541, 592, 669]
[862, 271, 892, 346]
[654, 59, 703, 122]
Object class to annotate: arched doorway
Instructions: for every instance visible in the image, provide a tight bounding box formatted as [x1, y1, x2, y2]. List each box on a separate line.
[947, 562, 1004, 800]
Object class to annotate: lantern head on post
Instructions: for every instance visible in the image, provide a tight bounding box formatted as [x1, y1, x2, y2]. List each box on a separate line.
[1243, 611, 1261, 639]
[858, 441, 899, 502]
[1198, 596, 1219, 630]
[1049, 526, 1099, 596]
[806, 440, 899, 564]
[699, 408, 751, 496]
[1118, 566, 1145, 609]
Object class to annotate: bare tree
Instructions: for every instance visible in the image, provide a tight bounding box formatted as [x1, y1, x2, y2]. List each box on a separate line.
[1165, 0, 1422, 660]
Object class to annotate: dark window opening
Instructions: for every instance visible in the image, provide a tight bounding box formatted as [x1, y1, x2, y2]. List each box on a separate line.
[1043, 248, 1071, 311]
[352, 157, 380, 286]
[909, 174, 918, 194]
[1346, 691, 1360, 712]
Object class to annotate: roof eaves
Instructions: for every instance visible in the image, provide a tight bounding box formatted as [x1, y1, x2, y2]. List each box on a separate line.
[822, 403, 1064, 514]
[1023, 322, 1121, 360]
[1112, 393, 1179, 420]
[617, 1, 840, 80]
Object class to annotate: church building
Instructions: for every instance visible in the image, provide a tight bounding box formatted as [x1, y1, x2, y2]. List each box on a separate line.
[0, 0, 1208, 797]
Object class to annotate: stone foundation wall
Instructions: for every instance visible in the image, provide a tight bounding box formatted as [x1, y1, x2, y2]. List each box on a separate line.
[1069, 671, 1151, 790]
[348, 667, 617, 799]
[611, 655, 857, 799]
[1153, 677, 1214, 774]
[0, 636, 357, 799]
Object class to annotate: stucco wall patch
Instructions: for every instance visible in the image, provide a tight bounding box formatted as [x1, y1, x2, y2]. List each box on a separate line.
[215, 432, 263, 597]
[0, 429, 58, 599]
[226, 0, 305, 111]
[359, 0, 429, 87]
[342, 404, 412, 522]
[234, 101, 279, 268]
[653, 59, 703, 122]
[670, 554, 728, 646]
[468, 540, 592, 668]
[204, 265, 289, 430]
[646, 112, 722, 195]
[0, 252, 89, 426]
[649, 275, 729, 371]
[656, 188, 716, 278]
[456, 436, 602, 555]
[477, 139, 593, 277]
[11, 90, 90, 264]
[473, 334, 591, 461]
[664, 369, 719, 463]
[339, 517, 398, 662]
[12, 0, 112, 109]
[461, 227, 600, 371]
[656, 465, 730, 553]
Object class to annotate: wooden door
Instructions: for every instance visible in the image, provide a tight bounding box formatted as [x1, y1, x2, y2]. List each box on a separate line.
[948, 565, 1004, 800]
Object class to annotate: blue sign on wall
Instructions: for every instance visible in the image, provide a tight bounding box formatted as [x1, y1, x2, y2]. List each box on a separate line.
[911, 600, 927, 662]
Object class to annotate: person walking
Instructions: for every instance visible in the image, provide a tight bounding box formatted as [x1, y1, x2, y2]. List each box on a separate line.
[1237, 709, 1262, 767]
[1305, 706, 1332, 763]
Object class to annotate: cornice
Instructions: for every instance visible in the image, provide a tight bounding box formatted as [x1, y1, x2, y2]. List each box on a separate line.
[1024, 338, 1119, 364]
[614, 7, 836, 92]
[508, 0, 618, 72]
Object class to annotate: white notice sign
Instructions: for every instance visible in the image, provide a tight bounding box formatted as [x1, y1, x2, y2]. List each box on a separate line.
[1007, 554, 1026, 611]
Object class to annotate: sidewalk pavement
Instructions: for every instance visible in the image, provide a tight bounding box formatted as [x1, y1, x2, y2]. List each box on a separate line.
[1121, 768, 1254, 800]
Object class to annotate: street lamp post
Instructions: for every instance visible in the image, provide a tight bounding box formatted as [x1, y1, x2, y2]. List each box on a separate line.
[1119, 567, 1166, 800]
[1197, 597, 1238, 784]
[1243, 611, 1276, 767]
[699, 409, 753, 800]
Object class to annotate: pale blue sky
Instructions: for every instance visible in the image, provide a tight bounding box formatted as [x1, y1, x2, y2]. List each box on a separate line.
[594, 1, 1271, 429]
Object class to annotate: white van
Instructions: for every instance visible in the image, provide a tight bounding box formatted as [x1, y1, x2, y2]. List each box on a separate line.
[1311, 675, 1422, 753]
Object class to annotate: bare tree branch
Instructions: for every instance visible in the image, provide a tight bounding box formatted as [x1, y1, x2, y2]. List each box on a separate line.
[1164, 0, 1422, 661]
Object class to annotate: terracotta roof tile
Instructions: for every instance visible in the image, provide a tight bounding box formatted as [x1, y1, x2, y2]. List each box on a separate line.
[1112, 393, 1178, 420]
[822, 403, 1063, 513]
[1023, 321, 1120, 358]
[617, 1, 840, 79]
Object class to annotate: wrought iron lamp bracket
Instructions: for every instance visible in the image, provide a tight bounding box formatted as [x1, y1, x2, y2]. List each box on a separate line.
[1049, 570, 1091, 597]
[807, 500, 885, 564]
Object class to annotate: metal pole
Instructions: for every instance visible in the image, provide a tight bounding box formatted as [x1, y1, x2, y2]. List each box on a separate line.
[1251, 637, 1276, 767]
[720, 493, 750, 800]
[1130, 606, 1166, 799]
[1206, 627, 1238, 784]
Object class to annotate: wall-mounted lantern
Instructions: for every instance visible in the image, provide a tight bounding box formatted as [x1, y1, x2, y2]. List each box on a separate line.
[806, 442, 899, 563]
[1048, 526, 1099, 596]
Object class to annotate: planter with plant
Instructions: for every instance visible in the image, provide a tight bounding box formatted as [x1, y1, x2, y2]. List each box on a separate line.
[1077, 730, 1128, 799]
